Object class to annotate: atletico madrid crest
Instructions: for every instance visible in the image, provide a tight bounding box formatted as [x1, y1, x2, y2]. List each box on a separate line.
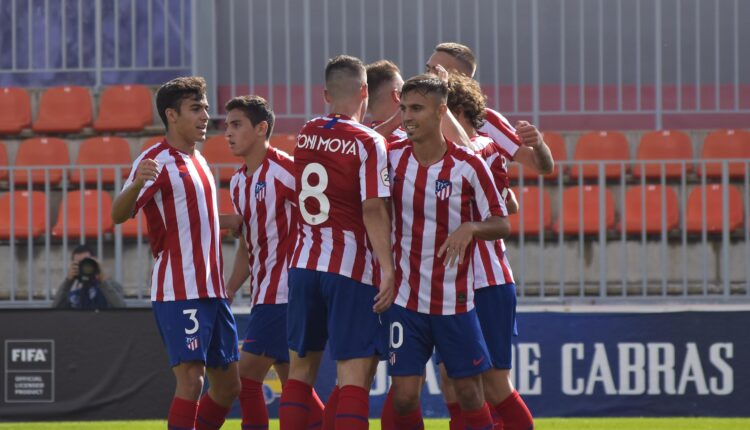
[185, 336, 199, 351]
[255, 181, 267, 201]
[435, 179, 452, 200]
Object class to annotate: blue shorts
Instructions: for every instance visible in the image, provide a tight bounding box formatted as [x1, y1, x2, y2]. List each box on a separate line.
[287, 268, 387, 360]
[152, 298, 240, 368]
[387, 305, 490, 379]
[241, 303, 289, 363]
[475, 283, 518, 369]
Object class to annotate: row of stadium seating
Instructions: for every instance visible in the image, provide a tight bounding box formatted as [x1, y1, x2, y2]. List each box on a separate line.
[1, 129, 748, 187]
[0, 85, 153, 134]
[0, 184, 745, 241]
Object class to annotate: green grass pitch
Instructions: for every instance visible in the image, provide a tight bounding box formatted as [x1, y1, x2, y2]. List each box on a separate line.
[1, 418, 749, 429]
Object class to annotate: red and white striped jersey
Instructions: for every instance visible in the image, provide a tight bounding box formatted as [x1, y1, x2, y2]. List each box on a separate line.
[389, 139, 507, 315]
[290, 113, 390, 285]
[479, 108, 521, 162]
[470, 134, 515, 288]
[371, 120, 408, 144]
[124, 139, 225, 302]
[229, 147, 296, 305]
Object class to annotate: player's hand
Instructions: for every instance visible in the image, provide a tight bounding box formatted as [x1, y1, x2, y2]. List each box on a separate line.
[373, 268, 395, 314]
[438, 223, 478, 267]
[66, 260, 79, 281]
[134, 159, 160, 189]
[433, 64, 450, 84]
[226, 288, 236, 304]
[514, 121, 543, 148]
[222, 214, 243, 238]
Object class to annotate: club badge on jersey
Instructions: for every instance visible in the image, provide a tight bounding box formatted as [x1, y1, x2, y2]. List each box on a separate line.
[255, 181, 267, 201]
[435, 179, 452, 200]
[185, 336, 199, 351]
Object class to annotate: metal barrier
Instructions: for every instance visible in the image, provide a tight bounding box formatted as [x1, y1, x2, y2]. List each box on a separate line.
[200, 0, 750, 131]
[0, 157, 747, 307]
[0, 0, 192, 88]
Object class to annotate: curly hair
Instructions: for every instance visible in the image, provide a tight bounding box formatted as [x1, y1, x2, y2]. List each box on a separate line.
[446, 73, 486, 131]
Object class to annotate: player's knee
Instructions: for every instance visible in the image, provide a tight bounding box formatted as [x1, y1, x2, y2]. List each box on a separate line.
[176, 373, 205, 399]
[391, 388, 420, 415]
[454, 379, 485, 410]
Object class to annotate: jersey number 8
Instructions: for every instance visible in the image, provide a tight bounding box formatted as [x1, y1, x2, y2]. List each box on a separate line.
[299, 162, 330, 225]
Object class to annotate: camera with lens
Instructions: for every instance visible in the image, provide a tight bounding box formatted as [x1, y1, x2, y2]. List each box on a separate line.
[76, 257, 101, 286]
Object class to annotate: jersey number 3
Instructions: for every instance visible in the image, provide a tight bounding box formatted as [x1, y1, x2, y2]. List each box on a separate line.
[299, 162, 330, 225]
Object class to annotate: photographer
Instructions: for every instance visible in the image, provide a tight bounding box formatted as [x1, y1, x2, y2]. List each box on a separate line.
[52, 244, 126, 309]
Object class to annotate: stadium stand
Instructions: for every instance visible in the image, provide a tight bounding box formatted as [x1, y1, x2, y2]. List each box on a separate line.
[270, 133, 297, 155]
[121, 213, 149, 239]
[507, 131, 567, 180]
[633, 130, 694, 179]
[570, 131, 629, 180]
[555, 185, 616, 235]
[0, 141, 7, 182]
[93, 84, 154, 132]
[685, 184, 745, 233]
[0, 191, 47, 239]
[508, 186, 552, 236]
[622, 185, 680, 234]
[70, 136, 132, 186]
[200, 135, 240, 183]
[141, 135, 165, 153]
[13, 137, 69, 186]
[0, 87, 32, 134]
[701, 129, 750, 179]
[32, 86, 93, 134]
[52, 190, 114, 238]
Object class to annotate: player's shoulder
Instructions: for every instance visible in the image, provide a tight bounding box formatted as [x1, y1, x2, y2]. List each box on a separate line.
[451, 141, 488, 170]
[483, 108, 513, 128]
[137, 140, 173, 163]
[268, 147, 295, 173]
[340, 119, 387, 147]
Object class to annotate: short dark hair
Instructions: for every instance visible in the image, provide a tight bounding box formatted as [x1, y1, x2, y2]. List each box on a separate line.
[401, 74, 448, 102]
[447, 73, 487, 130]
[155, 76, 207, 128]
[71, 244, 93, 258]
[225, 95, 275, 139]
[366, 60, 401, 98]
[325, 55, 365, 82]
[324, 55, 366, 100]
[435, 42, 477, 76]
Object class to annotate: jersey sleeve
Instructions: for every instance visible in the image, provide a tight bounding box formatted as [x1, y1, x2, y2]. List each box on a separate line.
[469, 156, 507, 219]
[229, 174, 242, 216]
[121, 152, 165, 216]
[480, 108, 522, 161]
[358, 134, 391, 201]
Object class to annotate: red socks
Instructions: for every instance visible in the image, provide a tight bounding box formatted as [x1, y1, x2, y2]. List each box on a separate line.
[322, 385, 340, 430]
[195, 393, 230, 430]
[240, 377, 269, 429]
[280, 379, 313, 430]
[168, 396, 198, 430]
[380, 388, 396, 430]
[463, 403, 494, 430]
[307, 388, 324, 429]
[494, 391, 533, 430]
[335, 385, 369, 430]
[393, 407, 424, 430]
[446, 402, 465, 430]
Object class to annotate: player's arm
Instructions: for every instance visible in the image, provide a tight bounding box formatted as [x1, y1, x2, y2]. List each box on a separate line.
[503, 188, 519, 214]
[438, 216, 510, 267]
[441, 109, 474, 150]
[362, 197, 395, 313]
[111, 159, 160, 224]
[225, 236, 251, 303]
[219, 214, 243, 237]
[373, 108, 402, 140]
[513, 121, 554, 175]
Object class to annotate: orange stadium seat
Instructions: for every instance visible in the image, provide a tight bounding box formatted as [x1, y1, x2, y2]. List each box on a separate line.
[216, 187, 237, 237]
[141, 135, 165, 153]
[13, 137, 69, 186]
[93, 84, 153, 132]
[32, 86, 92, 134]
[633, 130, 694, 179]
[622, 185, 679, 234]
[0, 87, 32, 134]
[270, 134, 297, 155]
[70, 136, 132, 186]
[0, 191, 47, 239]
[0, 141, 7, 182]
[508, 186, 552, 236]
[121, 214, 149, 239]
[685, 184, 744, 233]
[554, 185, 615, 235]
[507, 131, 567, 181]
[700, 129, 750, 179]
[200, 135, 240, 183]
[570, 131, 629, 180]
[52, 190, 114, 238]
